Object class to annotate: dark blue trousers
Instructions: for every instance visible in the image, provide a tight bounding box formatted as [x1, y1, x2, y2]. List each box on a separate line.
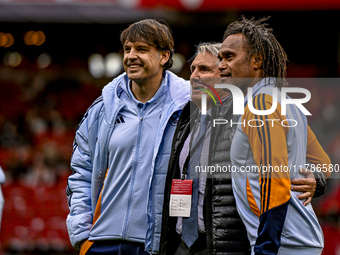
[82, 240, 149, 255]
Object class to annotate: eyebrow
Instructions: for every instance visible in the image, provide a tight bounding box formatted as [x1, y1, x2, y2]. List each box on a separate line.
[136, 45, 149, 49]
[220, 49, 233, 56]
[190, 63, 212, 71]
[190, 64, 195, 72]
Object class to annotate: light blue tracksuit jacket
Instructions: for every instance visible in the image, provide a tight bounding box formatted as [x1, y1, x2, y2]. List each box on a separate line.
[66, 71, 190, 253]
[231, 78, 325, 255]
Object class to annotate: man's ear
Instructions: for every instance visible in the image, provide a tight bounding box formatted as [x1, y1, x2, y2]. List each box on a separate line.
[252, 54, 263, 70]
[160, 51, 170, 66]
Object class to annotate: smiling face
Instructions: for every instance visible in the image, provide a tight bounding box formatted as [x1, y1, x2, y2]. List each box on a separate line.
[218, 33, 263, 91]
[123, 41, 169, 86]
[190, 51, 228, 109]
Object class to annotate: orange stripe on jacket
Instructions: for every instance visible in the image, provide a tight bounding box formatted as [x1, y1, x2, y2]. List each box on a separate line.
[79, 169, 109, 255]
[242, 94, 291, 215]
[80, 240, 94, 255]
[246, 178, 260, 217]
[93, 169, 109, 224]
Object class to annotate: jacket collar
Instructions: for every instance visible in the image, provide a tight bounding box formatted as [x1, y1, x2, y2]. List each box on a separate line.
[101, 71, 190, 125]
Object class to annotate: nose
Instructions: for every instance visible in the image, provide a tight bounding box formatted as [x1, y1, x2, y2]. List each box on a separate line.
[218, 59, 227, 71]
[126, 48, 138, 60]
[190, 69, 200, 80]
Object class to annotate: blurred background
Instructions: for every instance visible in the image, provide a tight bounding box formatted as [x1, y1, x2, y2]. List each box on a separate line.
[0, 0, 340, 254]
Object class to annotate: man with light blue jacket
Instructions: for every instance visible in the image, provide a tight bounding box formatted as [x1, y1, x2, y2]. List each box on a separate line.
[66, 19, 190, 255]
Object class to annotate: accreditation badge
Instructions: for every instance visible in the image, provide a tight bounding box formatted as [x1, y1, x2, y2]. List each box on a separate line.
[169, 179, 193, 217]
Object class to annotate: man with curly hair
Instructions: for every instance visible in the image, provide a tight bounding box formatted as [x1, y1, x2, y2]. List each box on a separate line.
[219, 16, 331, 255]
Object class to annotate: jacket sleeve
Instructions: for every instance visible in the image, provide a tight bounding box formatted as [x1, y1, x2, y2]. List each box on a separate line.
[242, 94, 290, 255]
[306, 125, 332, 179]
[66, 110, 96, 250]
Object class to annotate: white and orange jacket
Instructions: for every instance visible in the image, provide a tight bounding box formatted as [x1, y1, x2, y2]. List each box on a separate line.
[231, 78, 331, 255]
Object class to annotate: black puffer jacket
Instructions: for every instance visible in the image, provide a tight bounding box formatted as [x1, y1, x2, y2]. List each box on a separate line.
[159, 98, 250, 255]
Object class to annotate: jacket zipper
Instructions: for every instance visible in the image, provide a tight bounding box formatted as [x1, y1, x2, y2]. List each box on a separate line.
[123, 111, 144, 238]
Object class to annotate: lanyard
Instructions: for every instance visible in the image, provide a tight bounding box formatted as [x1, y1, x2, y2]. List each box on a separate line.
[181, 118, 206, 180]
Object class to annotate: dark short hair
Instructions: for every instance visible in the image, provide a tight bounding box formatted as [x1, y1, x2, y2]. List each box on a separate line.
[120, 19, 174, 70]
[223, 16, 288, 88]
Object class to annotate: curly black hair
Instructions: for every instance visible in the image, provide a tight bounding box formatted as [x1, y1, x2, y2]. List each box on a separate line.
[223, 16, 288, 88]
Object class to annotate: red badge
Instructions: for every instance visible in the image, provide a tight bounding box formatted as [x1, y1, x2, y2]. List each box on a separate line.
[169, 179, 193, 217]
